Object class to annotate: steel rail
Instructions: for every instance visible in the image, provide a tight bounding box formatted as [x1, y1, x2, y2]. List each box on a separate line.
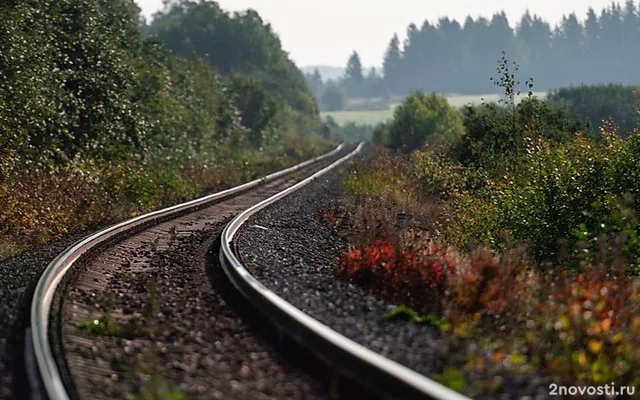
[220, 142, 471, 400]
[29, 143, 346, 400]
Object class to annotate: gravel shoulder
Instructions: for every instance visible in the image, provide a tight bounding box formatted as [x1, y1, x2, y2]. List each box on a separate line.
[0, 232, 88, 399]
[61, 218, 331, 400]
[234, 161, 553, 400]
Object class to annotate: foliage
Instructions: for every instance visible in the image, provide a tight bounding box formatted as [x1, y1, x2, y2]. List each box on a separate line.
[387, 92, 464, 153]
[320, 82, 347, 112]
[229, 73, 282, 148]
[77, 315, 127, 337]
[335, 119, 640, 391]
[323, 117, 377, 143]
[482, 130, 640, 262]
[454, 54, 585, 168]
[371, 123, 391, 147]
[148, 1, 321, 134]
[0, 0, 335, 259]
[546, 83, 640, 137]
[344, 51, 364, 97]
[385, 305, 449, 330]
[132, 375, 185, 400]
[339, 238, 457, 314]
[0, 0, 145, 163]
[432, 367, 466, 392]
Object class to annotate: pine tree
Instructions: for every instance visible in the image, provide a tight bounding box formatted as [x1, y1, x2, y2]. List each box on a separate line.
[382, 34, 402, 95]
[344, 51, 364, 97]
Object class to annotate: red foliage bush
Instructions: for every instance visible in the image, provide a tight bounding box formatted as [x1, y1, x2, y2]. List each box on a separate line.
[339, 237, 457, 313]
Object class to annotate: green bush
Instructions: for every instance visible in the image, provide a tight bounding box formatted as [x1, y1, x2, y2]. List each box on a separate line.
[471, 131, 640, 263]
[455, 97, 585, 168]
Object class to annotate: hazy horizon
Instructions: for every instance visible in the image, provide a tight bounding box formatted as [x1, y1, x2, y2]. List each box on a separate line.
[136, 0, 626, 68]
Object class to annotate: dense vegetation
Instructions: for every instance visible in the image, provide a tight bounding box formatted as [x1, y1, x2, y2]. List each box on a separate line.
[547, 83, 640, 136]
[307, 0, 640, 104]
[327, 54, 640, 395]
[0, 0, 332, 259]
[147, 1, 322, 137]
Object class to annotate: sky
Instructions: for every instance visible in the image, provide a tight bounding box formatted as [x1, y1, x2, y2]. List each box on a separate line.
[136, 0, 622, 68]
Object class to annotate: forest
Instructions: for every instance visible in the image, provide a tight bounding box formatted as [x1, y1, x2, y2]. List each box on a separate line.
[307, 0, 640, 104]
[0, 0, 331, 259]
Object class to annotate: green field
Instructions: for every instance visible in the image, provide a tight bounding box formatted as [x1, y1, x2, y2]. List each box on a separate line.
[321, 91, 548, 126]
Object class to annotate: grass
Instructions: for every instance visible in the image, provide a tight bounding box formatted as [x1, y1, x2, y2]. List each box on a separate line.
[0, 241, 23, 260]
[321, 91, 548, 126]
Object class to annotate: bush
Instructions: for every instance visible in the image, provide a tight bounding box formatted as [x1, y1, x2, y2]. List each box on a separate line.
[455, 97, 584, 167]
[339, 238, 458, 314]
[483, 130, 640, 263]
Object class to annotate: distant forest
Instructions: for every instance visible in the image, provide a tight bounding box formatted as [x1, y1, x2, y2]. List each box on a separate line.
[307, 1, 640, 107]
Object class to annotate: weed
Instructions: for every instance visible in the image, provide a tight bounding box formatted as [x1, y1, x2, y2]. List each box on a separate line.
[131, 375, 184, 400]
[385, 305, 450, 331]
[131, 348, 184, 400]
[432, 366, 466, 391]
[77, 315, 127, 337]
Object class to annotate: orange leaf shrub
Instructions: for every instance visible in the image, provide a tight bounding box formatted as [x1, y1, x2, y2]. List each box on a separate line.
[339, 237, 458, 314]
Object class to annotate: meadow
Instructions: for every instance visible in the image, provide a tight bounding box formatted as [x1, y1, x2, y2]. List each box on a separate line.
[321, 91, 548, 126]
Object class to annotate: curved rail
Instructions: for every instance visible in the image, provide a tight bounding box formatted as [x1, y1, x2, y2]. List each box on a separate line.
[219, 142, 471, 400]
[30, 143, 346, 400]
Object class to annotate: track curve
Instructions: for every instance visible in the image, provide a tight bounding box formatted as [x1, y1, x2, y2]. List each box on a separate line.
[29, 140, 471, 400]
[29, 144, 346, 400]
[219, 142, 470, 400]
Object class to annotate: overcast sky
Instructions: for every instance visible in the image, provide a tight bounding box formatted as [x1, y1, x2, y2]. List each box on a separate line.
[136, 0, 622, 68]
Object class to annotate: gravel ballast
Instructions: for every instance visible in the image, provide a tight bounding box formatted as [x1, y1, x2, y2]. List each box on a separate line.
[61, 220, 332, 400]
[234, 162, 553, 400]
[0, 233, 88, 399]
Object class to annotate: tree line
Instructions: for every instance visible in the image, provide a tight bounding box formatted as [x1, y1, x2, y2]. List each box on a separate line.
[0, 0, 321, 167]
[307, 0, 640, 106]
[0, 0, 328, 251]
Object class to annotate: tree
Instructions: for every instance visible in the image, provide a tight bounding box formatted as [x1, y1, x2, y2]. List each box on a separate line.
[398, 23, 421, 94]
[382, 34, 402, 95]
[305, 68, 323, 98]
[344, 51, 364, 97]
[621, 1, 639, 81]
[229, 73, 281, 147]
[583, 7, 601, 82]
[551, 13, 584, 85]
[320, 82, 347, 111]
[436, 17, 465, 91]
[363, 67, 384, 97]
[388, 91, 463, 153]
[148, 1, 321, 133]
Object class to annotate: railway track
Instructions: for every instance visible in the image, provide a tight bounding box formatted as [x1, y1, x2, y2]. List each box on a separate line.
[26, 141, 470, 400]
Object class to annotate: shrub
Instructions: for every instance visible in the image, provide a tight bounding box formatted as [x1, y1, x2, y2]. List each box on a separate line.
[455, 97, 584, 167]
[485, 130, 640, 262]
[339, 238, 458, 314]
